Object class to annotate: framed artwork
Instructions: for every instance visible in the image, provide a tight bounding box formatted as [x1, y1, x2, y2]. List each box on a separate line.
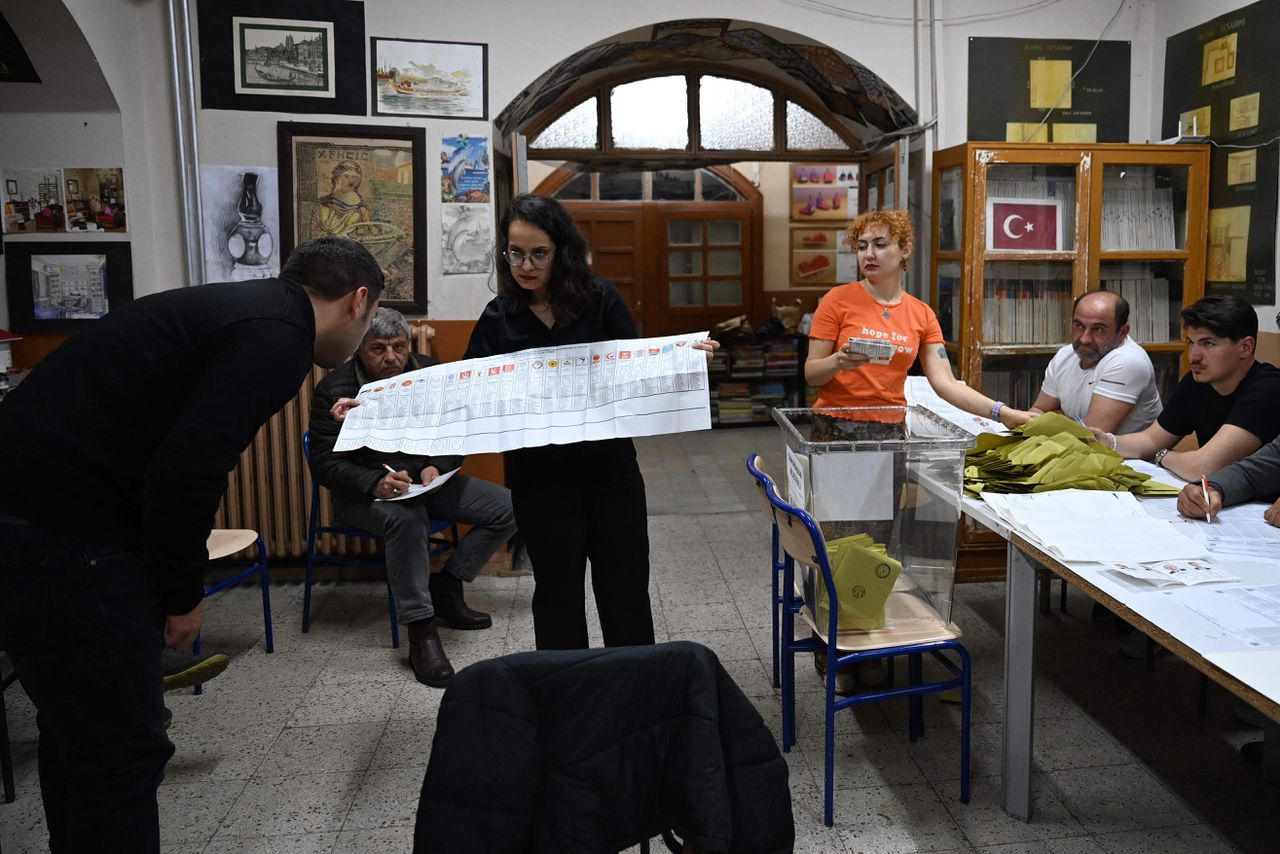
[789, 162, 859, 223]
[441, 204, 492, 275]
[61, 167, 127, 233]
[278, 121, 428, 314]
[4, 241, 133, 332]
[371, 37, 487, 119]
[1, 168, 64, 233]
[197, 0, 366, 115]
[440, 134, 490, 203]
[200, 165, 280, 283]
[790, 227, 857, 287]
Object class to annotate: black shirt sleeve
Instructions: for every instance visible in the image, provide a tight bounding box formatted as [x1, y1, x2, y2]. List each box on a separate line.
[147, 318, 312, 615]
[1155, 372, 1195, 439]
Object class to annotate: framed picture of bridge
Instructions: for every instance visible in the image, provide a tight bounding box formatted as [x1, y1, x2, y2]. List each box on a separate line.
[371, 37, 488, 120]
[197, 0, 366, 115]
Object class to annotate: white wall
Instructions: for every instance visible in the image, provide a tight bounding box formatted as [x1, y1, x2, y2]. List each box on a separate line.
[28, 0, 1270, 324]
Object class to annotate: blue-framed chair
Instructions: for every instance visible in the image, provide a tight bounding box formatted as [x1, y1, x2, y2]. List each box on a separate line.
[301, 431, 458, 649]
[188, 529, 273, 695]
[746, 453, 971, 827]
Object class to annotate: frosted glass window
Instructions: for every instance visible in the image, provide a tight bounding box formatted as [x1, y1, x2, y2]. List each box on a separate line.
[668, 220, 700, 245]
[532, 97, 598, 149]
[598, 171, 644, 200]
[708, 279, 743, 306]
[669, 281, 702, 306]
[708, 250, 741, 275]
[611, 77, 688, 149]
[786, 101, 848, 150]
[707, 220, 741, 245]
[668, 251, 702, 276]
[699, 76, 773, 151]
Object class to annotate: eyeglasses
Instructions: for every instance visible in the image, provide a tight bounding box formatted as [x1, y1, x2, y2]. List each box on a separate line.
[503, 247, 554, 270]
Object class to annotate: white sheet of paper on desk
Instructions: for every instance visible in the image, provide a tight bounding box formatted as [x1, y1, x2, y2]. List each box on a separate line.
[982, 489, 1145, 532]
[1024, 516, 1207, 563]
[1108, 559, 1237, 587]
[1203, 650, 1280, 703]
[1176, 585, 1280, 649]
[1195, 517, 1280, 561]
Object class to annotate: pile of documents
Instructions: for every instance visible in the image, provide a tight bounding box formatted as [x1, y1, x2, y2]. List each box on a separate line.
[963, 412, 1180, 497]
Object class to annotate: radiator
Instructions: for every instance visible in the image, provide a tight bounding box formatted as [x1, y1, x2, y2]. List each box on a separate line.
[212, 323, 435, 560]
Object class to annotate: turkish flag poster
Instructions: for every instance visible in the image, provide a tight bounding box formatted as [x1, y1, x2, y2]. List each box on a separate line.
[985, 198, 1063, 251]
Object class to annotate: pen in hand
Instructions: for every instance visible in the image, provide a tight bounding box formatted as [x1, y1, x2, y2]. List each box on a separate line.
[1200, 474, 1213, 523]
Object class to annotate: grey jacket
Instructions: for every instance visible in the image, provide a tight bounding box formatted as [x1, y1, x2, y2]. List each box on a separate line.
[1209, 435, 1280, 507]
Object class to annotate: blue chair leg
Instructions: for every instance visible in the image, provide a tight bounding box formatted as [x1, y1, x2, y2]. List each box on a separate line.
[824, 671, 836, 827]
[192, 631, 204, 695]
[256, 537, 274, 654]
[780, 591, 797, 752]
[302, 548, 315, 634]
[770, 535, 780, 691]
[908, 652, 924, 742]
[959, 645, 973, 804]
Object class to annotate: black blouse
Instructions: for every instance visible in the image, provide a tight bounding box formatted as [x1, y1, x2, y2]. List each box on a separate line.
[464, 278, 642, 485]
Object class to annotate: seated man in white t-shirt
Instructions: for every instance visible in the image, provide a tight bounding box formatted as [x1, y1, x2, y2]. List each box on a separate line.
[1028, 290, 1162, 433]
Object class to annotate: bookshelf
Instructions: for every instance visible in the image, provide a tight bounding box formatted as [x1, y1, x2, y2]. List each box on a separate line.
[930, 142, 1209, 410]
[708, 335, 809, 426]
[930, 142, 1209, 578]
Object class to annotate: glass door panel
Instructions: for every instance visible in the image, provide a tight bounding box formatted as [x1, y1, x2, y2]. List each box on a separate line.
[981, 260, 1073, 345]
[1099, 260, 1185, 344]
[986, 163, 1077, 250]
[1100, 164, 1189, 251]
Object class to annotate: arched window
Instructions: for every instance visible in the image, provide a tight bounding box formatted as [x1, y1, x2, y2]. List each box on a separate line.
[545, 167, 746, 202]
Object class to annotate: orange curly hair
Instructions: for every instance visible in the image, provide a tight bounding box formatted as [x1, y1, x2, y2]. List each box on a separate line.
[845, 209, 914, 259]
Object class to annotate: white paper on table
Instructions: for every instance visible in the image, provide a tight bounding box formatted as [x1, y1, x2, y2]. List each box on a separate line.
[1107, 558, 1237, 587]
[981, 489, 1146, 532]
[374, 467, 459, 502]
[1175, 585, 1280, 649]
[1024, 515, 1207, 563]
[1125, 458, 1188, 490]
[335, 332, 711, 456]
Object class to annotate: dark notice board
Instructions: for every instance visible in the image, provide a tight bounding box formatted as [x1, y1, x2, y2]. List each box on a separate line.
[967, 37, 1130, 143]
[1162, 0, 1279, 305]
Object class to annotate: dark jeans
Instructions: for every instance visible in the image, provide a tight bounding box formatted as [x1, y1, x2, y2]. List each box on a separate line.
[0, 511, 172, 854]
[512, 464, 655, 650]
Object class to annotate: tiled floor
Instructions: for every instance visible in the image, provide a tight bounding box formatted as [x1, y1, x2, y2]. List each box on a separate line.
[3, 426, 1278, 852]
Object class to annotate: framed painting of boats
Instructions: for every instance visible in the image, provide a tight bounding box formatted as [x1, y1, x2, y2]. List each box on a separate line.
[371, 37, 487, 120]
[197, 0, 366, 115]
[277, 121, 429, 314]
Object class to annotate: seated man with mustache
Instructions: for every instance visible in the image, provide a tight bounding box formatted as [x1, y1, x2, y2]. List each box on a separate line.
[1029, 290, 1163, 433]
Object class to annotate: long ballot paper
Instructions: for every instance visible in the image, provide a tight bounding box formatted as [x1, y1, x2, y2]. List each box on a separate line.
[335, 332, 712, 455]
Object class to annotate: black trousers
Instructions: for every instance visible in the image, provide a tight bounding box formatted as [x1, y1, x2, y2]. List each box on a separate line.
[508, 442, 655, 650]
[0, 510, 173, 854]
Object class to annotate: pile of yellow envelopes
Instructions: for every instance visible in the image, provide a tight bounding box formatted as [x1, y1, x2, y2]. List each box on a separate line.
[963, 412, 1181, 497]
[816, 533, 902, 632]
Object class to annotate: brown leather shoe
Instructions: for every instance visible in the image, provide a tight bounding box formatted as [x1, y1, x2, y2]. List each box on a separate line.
[433, 591, 492, 630]
[408, 619, 454, 687]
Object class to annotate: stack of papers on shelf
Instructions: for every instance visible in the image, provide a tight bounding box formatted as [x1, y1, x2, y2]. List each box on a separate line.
[1108, 559, 1237, 587]
[964, 413, 1180, 497]
[981, 487, 1207, 563]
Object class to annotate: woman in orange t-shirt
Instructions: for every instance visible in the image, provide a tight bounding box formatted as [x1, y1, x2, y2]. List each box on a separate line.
[806, 210, 1032, 429]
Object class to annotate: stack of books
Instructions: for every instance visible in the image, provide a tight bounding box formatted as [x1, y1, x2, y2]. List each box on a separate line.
[981, 265, 1073, 344]
[715, 382, 754, 424]
[763, 339, 800, 376]
[1101, 265, 1174, 343]
[1100, 167, 1178, 251]
[729, 344, 765, 378]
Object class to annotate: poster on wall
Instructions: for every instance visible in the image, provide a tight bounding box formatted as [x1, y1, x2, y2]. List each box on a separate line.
[789, 227, 857, 287]
[4, 241, 133, 333]
[371, 37, 488, 119]
[62, 167, 126, 233]
[967, 37, 1131, 143]
[200, 165, 280, 283]
[278, 122, 428, 313]
[1, 168, 64, 233]
[197, 0, 366, 115]
[440, 134, 490, 203]
[1162, 0, 1280, 305]
[441, 204, 492, 275]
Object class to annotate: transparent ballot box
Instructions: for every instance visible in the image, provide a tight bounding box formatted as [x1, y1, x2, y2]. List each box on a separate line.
[772, 406, 975, 648]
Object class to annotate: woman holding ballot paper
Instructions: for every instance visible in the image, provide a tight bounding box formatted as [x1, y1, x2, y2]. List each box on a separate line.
[465, 193, 717, 650]
[805, 209, 1033, 429]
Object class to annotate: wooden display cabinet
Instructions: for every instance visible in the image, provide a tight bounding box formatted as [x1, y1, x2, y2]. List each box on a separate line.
[930, 141, 1210, 577]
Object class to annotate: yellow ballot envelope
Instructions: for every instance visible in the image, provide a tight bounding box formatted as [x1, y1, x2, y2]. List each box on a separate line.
[815, 534, 902, 632]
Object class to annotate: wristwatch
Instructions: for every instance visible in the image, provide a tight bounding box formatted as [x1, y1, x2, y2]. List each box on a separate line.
[1153, 448, 1170, 468]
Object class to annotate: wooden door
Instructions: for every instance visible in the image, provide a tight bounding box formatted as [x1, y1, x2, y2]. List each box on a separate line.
[646, 203, 753, 337]
[564, 203, 645, 331]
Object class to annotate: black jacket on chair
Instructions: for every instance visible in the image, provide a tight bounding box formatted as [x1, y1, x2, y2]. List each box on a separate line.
[414, 641, 794, 854]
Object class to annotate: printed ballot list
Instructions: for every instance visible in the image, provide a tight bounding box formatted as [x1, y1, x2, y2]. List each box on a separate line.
[334, 332, 712, 455]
